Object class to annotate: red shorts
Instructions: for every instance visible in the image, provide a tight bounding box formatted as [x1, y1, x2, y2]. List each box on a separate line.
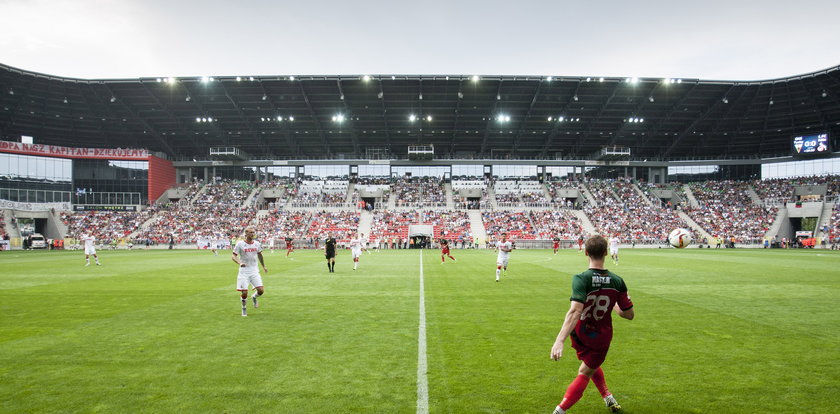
[570, 331, 609, 369]
[441, 247, 450, 255]
[553, 243, 559, 249]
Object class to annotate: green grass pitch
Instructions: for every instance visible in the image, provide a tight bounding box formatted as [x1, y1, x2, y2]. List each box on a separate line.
[1, 247, 839, 413]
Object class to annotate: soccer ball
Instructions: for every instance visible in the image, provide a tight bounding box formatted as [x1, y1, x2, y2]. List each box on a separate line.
[668, 228, 693, 248]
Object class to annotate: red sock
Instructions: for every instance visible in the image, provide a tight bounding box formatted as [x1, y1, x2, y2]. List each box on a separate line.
[559, 374, 589, 410]
[591, 367, 610, 397]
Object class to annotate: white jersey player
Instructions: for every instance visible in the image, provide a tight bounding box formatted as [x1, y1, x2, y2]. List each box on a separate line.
[609, 235, 620, 265]
[82, 233, 100, 266]
[349, 233, 367, 270]
[495, 232, 514, 282]
[232, 227, 268, 317]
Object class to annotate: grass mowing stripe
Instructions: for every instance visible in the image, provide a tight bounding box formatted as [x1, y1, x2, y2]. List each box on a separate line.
[417, 249, 429, 414]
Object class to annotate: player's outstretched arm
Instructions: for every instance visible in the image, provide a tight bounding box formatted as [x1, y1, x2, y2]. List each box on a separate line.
[551, 301, 583, 360]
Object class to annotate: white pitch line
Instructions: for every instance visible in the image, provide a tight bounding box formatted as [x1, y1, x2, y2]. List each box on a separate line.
[417, 250, 429, 414]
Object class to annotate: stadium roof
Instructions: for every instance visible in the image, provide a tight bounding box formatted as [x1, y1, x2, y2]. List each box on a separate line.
[1, 63, 839, 161]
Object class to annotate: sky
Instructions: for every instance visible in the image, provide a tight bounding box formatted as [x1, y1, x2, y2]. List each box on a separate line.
[1, 0, 839, 81]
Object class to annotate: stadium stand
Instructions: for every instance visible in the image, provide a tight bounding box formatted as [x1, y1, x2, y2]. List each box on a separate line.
[481, 211, 535, 239]
[685, 180, 777, 243]
[306, 211, 360, 241]
[253, 210, 313, 244]
[583, 178, 692, 244]
[369, 211, 416, 244]
[394, 177, 446, 208]
[62, 207, 161, 244]
[420, 210, 472, 242]
[529, 210, 583, 240]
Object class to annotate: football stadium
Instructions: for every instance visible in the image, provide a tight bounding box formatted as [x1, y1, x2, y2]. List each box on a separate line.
[1, 3, 840, 413]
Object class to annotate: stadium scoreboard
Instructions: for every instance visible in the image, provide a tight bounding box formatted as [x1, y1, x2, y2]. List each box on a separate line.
[792, 133, 830, 157]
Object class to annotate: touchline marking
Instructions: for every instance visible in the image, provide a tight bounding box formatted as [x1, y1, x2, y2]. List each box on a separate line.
[417, 250, 429, 414]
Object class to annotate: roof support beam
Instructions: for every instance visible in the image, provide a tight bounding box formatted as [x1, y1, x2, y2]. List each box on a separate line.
[479, 81, 505, 154]
[104, 84, 176, 156]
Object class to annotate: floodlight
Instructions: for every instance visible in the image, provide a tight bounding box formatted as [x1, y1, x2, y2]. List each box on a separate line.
[201, 76, 210, 83]
[236, 76, 242, 81]
[288, 116, 294, 121]
[426, 115, 432, 122]
[472, 75, 480, 82]
[362, 75, 371, 81]
[409, 114, 417, 122]
[277, 116, 283, 121]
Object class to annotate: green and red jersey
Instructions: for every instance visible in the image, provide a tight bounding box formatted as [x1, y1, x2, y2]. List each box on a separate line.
[570, 268, 633, 350]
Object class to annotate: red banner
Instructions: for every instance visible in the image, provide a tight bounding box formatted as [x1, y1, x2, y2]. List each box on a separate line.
[0, 140, 149, 160]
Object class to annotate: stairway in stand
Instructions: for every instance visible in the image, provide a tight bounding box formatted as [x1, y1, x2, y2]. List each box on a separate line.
[358, 210, 373, 237]
[467, 210, 487, 245]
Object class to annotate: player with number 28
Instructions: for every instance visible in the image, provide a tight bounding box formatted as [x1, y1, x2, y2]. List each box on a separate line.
[549, 235, 635, 414]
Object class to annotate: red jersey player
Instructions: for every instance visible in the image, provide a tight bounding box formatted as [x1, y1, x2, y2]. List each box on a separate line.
[440, 238, 456, 263]
[553, 236, 561, 254]
[550, 235, 634, 414]
[285, 236, 294, 257]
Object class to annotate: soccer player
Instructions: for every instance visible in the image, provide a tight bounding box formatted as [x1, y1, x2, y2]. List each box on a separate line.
[440, 238, 456, 263]
[82, 233, 101, 266]
[495, 232, 513, 282]
[324, 232, 337, 273]
[285, 236, 294, 257]
[549, 235, 634, 414]
[232, 227, 268, 317]
[349, 233, 366, 270]
[577, 234, 585, 252]
[609, 235, 619, 265]
[553, 236, 561, 255]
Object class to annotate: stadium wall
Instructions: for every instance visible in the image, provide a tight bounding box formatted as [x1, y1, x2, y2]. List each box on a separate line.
[148, 156, 175, 202]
